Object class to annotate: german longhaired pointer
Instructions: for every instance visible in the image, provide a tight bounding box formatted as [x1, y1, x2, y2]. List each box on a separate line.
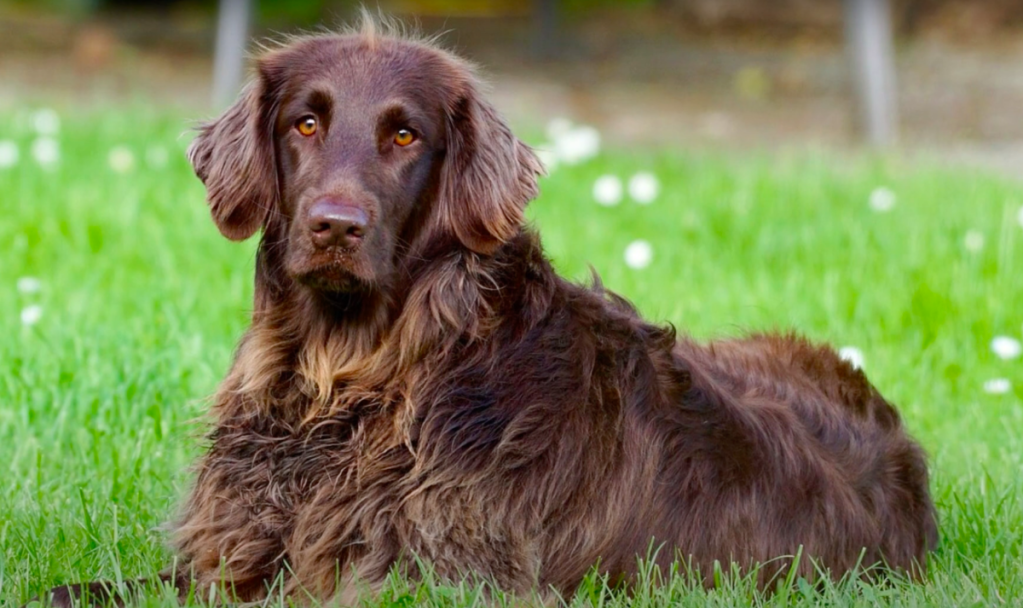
[42, 17, 937, 607]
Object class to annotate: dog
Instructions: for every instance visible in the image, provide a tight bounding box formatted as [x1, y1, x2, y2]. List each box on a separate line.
[40, 18, 938, 607]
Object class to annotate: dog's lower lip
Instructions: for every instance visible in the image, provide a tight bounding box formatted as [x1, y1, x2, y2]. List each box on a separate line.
[295, 261, 369, 293]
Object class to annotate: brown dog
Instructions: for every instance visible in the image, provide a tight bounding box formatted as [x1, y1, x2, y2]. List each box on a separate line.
[41, 18, 937, 607]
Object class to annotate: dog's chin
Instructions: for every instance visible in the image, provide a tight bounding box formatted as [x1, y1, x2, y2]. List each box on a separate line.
[292, 262, 375, 295]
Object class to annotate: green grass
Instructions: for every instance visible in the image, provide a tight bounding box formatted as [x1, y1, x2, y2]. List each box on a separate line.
[2, 107, 1023, 606]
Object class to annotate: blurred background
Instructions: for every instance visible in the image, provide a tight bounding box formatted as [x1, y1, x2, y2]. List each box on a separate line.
[2, 0, 1023, 172]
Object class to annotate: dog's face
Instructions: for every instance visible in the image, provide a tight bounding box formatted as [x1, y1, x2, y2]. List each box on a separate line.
[188, 31, 544, 296]
[271, 42, 450, 293]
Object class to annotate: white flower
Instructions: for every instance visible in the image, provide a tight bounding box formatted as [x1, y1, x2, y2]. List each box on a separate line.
[20, 305, 43, 326]
[545, 117, 574, 141]
[553, 125, 600, 165]
[16, 277, 41, 294]
[868, 187, 896, 212]
[624, 240, 653, 269]
[838, 346, 865, 370]
[628, 172, 660, 204]
[543, 119, 601, 166]
[31, 108, 60, 136]
[964, 230, 985, 253]
[1017, 205, 1023, 229]
[991, 336, 1022, 360]
[145, 145, 169, 168]
[593, 175, 623, 207]
[534, 147, 558, 173]
[108, 145, 136, 173]
[983, 378, 1011, 395]
[31, 137, 60, 167]
[0, 140, 19, 168]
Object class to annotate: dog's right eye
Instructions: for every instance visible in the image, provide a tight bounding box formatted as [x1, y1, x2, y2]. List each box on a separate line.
[393, 128, 416, 147]
[296, 116, 318, 137]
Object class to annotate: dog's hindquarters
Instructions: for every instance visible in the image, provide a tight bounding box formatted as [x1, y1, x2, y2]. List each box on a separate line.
[656, 334, 937, 584]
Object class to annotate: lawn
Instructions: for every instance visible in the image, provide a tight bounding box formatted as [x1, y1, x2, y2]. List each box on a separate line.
[2, 107, 1022, 606]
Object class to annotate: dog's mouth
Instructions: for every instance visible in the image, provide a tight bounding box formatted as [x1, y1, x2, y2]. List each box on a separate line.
[296, 265, 373, 295]
[289, 250, 376, 294]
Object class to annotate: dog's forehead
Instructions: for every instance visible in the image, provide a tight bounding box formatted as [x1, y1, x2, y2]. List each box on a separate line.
[273, 35, 462, 105]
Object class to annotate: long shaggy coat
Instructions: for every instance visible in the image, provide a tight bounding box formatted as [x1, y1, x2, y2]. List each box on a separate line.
[45, 18, 938, 608]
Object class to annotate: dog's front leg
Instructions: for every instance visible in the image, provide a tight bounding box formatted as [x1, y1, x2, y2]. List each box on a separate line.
[29, 571, 192, 608]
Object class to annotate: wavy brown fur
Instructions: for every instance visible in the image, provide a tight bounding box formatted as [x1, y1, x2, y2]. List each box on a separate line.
[41, 16, 937, 607]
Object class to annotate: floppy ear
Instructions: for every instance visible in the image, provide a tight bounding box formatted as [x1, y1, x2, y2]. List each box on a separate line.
[439, 79, 545, 255]
[187, 74, 279, 241]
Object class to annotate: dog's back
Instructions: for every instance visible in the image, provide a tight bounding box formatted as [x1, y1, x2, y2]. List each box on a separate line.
[648, 334, 939, 584]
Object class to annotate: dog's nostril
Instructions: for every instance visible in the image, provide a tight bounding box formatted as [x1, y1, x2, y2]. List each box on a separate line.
[307, 200, 370, 249]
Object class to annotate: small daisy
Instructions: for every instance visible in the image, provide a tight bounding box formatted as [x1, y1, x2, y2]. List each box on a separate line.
[628, 172, 660, 204]
[838, 346, 865, 370]
[0, 140, 19, 168]
[554, 125, 600, 165]
[991, 336, 1022, 360]
[868, 187, 896, 213]
[592, 175, 623, 207]
[545, 117, 574, 141]
[31, 137, 60, 167]
[964, 230, 984, 253]
[624, 240, 653, 269]
[31, 108, 60, 136]
[145, 145, 169, 169]
[983, 378, 1011, 395]
[534, 147, 558, 173]
[16, 277, 41, 294]
[20, 305, 43, 326]
[108, 145, 136, 173]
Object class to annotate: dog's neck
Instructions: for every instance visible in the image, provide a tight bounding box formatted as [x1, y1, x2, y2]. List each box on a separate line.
[224, 230, 547, 422]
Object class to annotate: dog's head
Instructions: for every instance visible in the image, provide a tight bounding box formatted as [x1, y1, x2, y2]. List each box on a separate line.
[188, 23, 544, 297]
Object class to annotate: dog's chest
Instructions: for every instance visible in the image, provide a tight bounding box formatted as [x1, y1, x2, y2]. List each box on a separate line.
[208, 404, 411, 548]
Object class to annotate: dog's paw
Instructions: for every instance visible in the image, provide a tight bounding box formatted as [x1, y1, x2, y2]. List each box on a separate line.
[29, 582, 125, 608]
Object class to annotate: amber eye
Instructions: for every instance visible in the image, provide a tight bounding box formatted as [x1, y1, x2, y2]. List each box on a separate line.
[394, 128, 416, 147]
[296, 116, 317, 137]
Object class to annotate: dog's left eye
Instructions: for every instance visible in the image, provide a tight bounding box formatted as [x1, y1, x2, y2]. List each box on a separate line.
[394, 128, 416, 147]
[296, 116, 318, 137]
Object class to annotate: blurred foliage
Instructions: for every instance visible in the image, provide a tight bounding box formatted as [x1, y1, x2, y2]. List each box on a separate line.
[6, 0, 1023, 34]
[4, 0, 101, 17]
[3, 0, 656, 25]
[259, 0, 322, 25]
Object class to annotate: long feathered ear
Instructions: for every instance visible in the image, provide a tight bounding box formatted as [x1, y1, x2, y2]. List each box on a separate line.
[438, 77, 545, 255]
[187, 71, 279, 241]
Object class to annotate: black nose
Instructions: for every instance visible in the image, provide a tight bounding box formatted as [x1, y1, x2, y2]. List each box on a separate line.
[307, 199, 369, 249]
